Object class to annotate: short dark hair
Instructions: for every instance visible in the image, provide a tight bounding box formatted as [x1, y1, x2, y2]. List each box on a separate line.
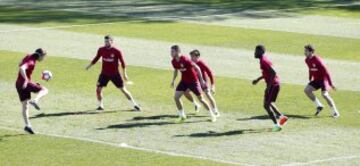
[171, 45, 180, 52]
[104, 35, 113, 40]
[32, 48, 46, 59]
[255, 44, 266, 56]
[304, 44, 315, 53]
[190, 49, 200, 57]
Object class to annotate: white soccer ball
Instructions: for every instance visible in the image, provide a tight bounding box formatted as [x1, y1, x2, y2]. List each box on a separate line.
[42, 70, 53, 81]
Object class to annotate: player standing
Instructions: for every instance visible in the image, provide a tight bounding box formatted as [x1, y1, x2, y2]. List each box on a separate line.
[170, 45, 217, 122]
[252, 45, 288, 132]
[183, 50, 220, 117]
[86, 35, 141, 111]
[15, 48, 49, 134]
[303, 44, 339, 117]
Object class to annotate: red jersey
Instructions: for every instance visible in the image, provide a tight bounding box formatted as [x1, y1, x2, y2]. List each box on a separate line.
[91, 46, 126, 76]
[172, 55, 199, 84]
[259, 55, 280, 85]
[305, 55, 333, 86]
[16, 54, 36, 87]
[195, 60, 214, 85]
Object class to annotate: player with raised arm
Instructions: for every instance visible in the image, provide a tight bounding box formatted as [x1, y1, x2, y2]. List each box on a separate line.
[170, 45, 217, 122]
[86, 35, 141, 111]
[15, 48, 49, 134]
[252, 45, 288, 132]
[183, 50, 220, 117]
[303, 44, 339, 118]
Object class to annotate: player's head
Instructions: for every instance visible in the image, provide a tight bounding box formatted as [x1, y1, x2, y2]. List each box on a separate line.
[190, 49, 200, 62]
[304, 44, 315, 57]
[171, 45, 181, 58]
[254, 44, 265, 59]
[32, 48, 46, 62]
[104, 35, 114, 48]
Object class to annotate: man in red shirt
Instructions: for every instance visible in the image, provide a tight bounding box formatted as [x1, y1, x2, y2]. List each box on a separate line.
[15, 48, 49, 134]
[183, 50, 219, 117]
[86, 35, 141, 111]
[304, 44, 339, 117]
[252, 45, 288, 132]
[170, 45, 216, 122]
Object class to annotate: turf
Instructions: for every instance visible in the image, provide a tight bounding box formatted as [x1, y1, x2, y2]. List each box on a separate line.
[0, 6, 360, 61]
[1, 50, 360, 165]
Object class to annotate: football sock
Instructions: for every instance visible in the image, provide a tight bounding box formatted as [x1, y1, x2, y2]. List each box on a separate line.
[34, 88, 48, 103]
[23, 109, 31, 128]
[314, 98, 323, 108]
[178, 109, 186, 118]
[98, 100, 104, 108]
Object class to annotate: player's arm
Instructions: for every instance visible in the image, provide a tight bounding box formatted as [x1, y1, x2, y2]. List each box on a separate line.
[86, 49, 101, 70]
[118, 50, 128, 80]
[318, 58, 335, 90]
[252, 76, 263, 85]
[171, 69, 178, 88]
[192, 63, 206, 86]
[203, 63, 216, 93]
[19, 64, 29, 89]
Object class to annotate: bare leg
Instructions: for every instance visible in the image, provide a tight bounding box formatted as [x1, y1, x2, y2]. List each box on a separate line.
[174, 91, 186, 118]
[22, 100, 31, 127]
[322, 91, 339, 117]
[205, 91, 218, 110]
[184, 90, 200, 112]
[96, 86, 104, 108]
[33, 87, 48, 103]
[120, 87, 139, 108]
[196, 94, 216, 122]
[304, 85, 323, 108]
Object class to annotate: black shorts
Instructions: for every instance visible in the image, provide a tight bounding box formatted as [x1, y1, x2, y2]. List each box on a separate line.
[16, 82, 43, 102]
[97, 74, 124, 88]
[309, 80, 326, 91]
[264, 84, 280, 105]
[176, 81, 202, 96]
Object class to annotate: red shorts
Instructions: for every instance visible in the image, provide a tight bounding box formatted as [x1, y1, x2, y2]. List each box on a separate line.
[176, 81, 202, 96]
[264, 84, 280, 105]
[97, 73, 124, 88]
[16, 82, 43, 102]
[309, 80, 326, 91]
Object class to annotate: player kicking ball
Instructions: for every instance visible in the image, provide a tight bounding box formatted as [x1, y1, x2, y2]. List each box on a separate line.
[252, 45, 288, 132]
[183, 50, 220, 117]
[86, 35, 141, 112]
[303, 44, 339, 118]
[16, 48, 49, 134]
[170, 45, 217, 122]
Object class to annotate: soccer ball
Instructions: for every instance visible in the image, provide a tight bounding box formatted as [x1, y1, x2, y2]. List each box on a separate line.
[42, 70, 53, 81]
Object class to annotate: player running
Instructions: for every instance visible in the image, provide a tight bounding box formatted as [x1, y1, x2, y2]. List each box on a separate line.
[252, 45, 288, 132]
[86, 35, 141, 111]
[303, 44, 339, 118]
[15, 48, 49, 134]
[170, 45, 217, 122]
[183, 50, 220, 117]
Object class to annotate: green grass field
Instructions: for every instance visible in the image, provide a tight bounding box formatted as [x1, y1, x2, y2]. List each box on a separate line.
[1, 1, 360, 165]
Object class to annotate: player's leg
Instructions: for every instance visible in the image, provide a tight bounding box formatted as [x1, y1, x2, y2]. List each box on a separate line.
[184, 90, 201, 112]
[96, 74, 109, 110]
[120, 87, 141, 111]
[270, 103, 288, 126]
[321, 91, 340, 118]
[304, 82, 324, 115]
[264, 86, 281, 131]
[174, 91, 186, 121]
[21, 100, 34, 134]
[27, 82, 47, 110]
[191, 83, 216, 122]
[204, 90, 219, 117]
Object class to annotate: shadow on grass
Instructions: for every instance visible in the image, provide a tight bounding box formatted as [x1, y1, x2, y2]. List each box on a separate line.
[0, 134, 27, 142]
[174, 128, 271, 138]
[30, 109, 133, 119]
[97, 119, 208, 130]
[237, 114, 312, 121]
[129, 113, 207, 121]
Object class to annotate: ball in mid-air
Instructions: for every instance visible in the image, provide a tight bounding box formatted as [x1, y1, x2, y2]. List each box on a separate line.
[42, 70, 53, 81]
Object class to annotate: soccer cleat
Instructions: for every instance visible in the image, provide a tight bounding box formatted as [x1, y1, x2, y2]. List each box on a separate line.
[134, 105, 142, 112]
[315, 106, 324, 116]
[272, 126, 282, 132]
[332, 112, 340, 118]
[24, 126, 35, 134]
[279, 116, 288, 126]
[29, 100, 41, 111]
[214, 110, 220, 117]
[194, 104, 201, 113]
[96, 106, 104, 111]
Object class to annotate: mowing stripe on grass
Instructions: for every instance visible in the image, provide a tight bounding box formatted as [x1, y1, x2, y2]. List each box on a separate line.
[0, 126, 246, 166]
[0, 23, 359, 91]
[283, 155, 360, 166]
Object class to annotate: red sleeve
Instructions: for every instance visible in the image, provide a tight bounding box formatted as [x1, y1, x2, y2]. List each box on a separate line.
[200, 61, 215, 85]
[91, 48, 102, 65]
[117, 49, 126, 69]
[305, 59, 313, 81]
[317, 57, 333, 86]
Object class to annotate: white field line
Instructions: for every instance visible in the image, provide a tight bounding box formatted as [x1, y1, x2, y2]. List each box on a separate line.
[0, 23, 359, 92]
[0, 126, 247, 166]
[283, 155, 360, 166]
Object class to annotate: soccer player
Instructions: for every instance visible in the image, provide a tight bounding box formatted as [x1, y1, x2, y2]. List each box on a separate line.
[86, 35, 141, 111]
[303, 44, 339, 117]
[252, 45, 288, 132]
[183, 50, 220, 117]
[170, 45, 217, 122]
[16, 48, 49, 134]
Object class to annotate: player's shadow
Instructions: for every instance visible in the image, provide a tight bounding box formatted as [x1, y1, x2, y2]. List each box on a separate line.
[97, 120, 207, 130]
[174, 128, 271, 138]
[237, 114, 312, 121]
[0, 134, 26, 142]
[30, 109, 133, 119]
[128, 113, 207, 121]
